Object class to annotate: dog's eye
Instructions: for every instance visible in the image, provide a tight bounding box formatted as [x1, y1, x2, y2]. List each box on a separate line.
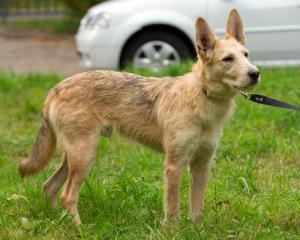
[222, 56, 234, 62]
[244, 52, 249, 58]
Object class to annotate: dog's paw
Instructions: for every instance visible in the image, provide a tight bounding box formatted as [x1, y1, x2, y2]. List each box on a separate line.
[72, 215, 82, 225]
[161, 215, 180, 227]
[190, 213, 204, 228]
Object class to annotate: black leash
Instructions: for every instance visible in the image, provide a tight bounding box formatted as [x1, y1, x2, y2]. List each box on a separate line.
[240, 91, 300, 111]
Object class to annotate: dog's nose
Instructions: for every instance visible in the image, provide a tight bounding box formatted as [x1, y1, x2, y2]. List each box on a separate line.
[248, 70, 260, 84]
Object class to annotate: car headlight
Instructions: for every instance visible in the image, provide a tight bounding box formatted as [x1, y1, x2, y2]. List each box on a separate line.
[82, 12, 111, 29]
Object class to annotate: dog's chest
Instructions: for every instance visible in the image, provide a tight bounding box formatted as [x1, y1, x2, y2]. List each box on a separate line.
[196, 124, 222, 149]
[189, 104, 232, 154]
[196, 99, 234, 128]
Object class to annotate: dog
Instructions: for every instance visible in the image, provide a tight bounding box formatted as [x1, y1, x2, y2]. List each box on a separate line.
[19, 9, 259, 224]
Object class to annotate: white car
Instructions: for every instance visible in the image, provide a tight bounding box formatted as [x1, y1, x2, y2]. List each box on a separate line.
[75, 0, 300, 71]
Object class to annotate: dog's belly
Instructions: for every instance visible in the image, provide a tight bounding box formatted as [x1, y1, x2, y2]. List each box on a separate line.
[134, 136, 164, 153]
[117, 122, 164, 153]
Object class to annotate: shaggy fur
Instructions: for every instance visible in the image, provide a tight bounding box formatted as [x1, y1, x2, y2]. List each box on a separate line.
[19, 9, 259, 224]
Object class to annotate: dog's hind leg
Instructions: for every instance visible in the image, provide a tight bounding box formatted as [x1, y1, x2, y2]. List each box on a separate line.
[43, 153, 68, 208]
[60, 132, 99, 224]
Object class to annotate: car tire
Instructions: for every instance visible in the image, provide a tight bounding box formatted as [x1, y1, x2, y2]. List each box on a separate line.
[120, 30, 193, 71]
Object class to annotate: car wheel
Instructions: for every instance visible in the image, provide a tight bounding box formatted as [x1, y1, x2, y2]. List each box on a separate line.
[121, 30, 193, 71]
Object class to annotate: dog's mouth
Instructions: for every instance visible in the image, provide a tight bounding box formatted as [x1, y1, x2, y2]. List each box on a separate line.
[232, 79, 259, 91]
[222, 77, 260, 94]
[246, 79, 260, 89]
[240, 82, 258, 90]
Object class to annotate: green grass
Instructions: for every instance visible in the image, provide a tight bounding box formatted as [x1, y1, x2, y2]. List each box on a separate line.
[0, 18, 81, 34]
[7, 0, 64, 9]
[0, 65, 300, 239]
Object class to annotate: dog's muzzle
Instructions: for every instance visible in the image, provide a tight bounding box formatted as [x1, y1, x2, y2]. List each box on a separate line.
[248, 69, 260, 85]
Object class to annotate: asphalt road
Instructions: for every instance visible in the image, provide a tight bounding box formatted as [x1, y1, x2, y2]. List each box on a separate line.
[0, 27, 82, 76]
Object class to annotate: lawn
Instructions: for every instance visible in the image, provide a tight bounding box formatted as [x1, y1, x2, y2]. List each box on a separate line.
[0, 18, 80, 34]
[0, 65, 299, 239]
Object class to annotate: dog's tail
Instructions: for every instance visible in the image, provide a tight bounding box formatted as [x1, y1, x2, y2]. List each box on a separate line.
[19, 117, 56, 179]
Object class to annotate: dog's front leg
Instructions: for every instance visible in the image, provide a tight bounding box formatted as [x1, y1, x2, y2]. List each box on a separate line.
[163, 154, 186, 223]
[189, 146, 215, 224]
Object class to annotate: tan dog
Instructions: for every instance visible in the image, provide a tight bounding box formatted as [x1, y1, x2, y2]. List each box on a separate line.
[19, 9, 259, 224]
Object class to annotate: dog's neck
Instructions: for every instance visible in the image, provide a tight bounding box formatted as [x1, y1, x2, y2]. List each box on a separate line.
[192, 61, 236, 101]
[201, 84, 236, 101]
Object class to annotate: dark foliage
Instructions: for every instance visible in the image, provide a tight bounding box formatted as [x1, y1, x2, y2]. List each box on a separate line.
[62, 0, 107, 16]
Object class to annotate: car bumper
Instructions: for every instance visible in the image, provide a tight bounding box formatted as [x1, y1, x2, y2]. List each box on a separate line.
[75, 28, 121, 69]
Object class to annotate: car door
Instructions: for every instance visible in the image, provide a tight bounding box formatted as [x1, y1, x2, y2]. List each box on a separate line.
[169, 0, 207, 43]
[207, 0, 300, 64]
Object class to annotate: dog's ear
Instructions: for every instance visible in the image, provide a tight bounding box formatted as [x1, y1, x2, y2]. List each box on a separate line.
[226, 9, 245, 45]
[195, 17, 216, 60]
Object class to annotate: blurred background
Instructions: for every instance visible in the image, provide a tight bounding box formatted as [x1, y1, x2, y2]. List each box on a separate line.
[0, 0, 106, 75]
[0, 0, 300, 76]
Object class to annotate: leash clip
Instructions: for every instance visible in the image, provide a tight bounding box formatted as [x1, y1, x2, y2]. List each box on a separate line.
[240, 91, 251, 100]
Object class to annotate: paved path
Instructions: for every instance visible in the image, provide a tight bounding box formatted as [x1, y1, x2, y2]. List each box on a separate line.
[0, 27, 82, 76]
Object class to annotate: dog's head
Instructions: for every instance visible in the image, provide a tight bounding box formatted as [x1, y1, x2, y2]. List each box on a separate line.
[194, 9, 260, 99]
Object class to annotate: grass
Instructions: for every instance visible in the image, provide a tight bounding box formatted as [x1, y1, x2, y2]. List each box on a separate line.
[0, 65, 300, 239]
[7, 0, 64, 9]
[0, 18, 81, 34]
